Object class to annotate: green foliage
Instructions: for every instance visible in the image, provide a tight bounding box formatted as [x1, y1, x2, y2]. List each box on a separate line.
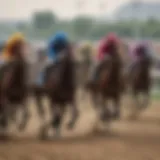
[72, 16, 93, 40]
[32, 11, 57, 30]
[2, 10, 160, 41]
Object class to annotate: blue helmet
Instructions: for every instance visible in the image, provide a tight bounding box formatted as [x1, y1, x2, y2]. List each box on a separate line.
[53, 32, 68, 44]
[48, 32, 68, 60]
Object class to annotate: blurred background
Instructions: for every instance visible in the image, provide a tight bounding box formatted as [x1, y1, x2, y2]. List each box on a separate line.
[1, 0, 160, 42]
[1, 0, 160, 160]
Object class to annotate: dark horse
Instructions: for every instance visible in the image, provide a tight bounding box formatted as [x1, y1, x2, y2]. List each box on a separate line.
[87, 54, 123, 123]
[128, 56, 152, 116]
[33, 49, 79, 138]
[0, 58, 30, 132]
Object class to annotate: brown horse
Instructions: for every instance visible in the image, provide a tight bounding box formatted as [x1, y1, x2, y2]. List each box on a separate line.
[128, 56, 152, 114]
[33, 49, 79, 138]
[87, 54, 123, 123]
[77, 51, 93, 100]
[0, 58, 30, 132]
[0, 37, 31, 133]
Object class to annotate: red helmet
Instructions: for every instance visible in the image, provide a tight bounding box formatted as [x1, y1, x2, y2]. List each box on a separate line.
[105, 33, 119, 45]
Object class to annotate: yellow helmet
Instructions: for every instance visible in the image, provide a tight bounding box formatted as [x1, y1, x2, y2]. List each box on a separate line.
[79, 41, 93, 55]
[2, 32, 25, 60]
[81, 41, 92, 50]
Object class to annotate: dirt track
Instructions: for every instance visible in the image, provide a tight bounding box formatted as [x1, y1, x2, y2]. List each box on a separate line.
[0, 96, 160, 160]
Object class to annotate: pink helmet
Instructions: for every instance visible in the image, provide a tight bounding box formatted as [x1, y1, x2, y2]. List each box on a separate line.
[97, 33, 120, 61]
[105, 33, 119, 46]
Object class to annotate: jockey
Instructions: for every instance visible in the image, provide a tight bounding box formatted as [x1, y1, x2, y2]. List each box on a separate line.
[79, 41, 93, 63]
[90, 33, 120, 82]
[132, 42, 152, 59]
[47, 32, 70, 62]
[2, 32, 26, 62]
[129, 42, 152, 70]
[37, 32, 70, 85]
[97, 33, 120, 61]
[79, 41, 93, 55]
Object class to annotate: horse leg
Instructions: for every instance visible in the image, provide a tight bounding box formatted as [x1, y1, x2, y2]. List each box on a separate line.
[112, 96, 121, 120]
[99, 97, 112, 123]
[140, 92, 150, 110]
[129, 91, 141, 119]
[67, 101, 79, 130]
[80, 87, 87, 101]
[51, 105, 65, 137]
[91, 92, 99, 110]
[18, 101, 30, 131]
[39, 101, 60, 139]
[10, 105, 18, 123]
[34, 89, 45, 119]
[0, 103, 8, 130]
[0, 96, 10, 131]
[90, 92, 106, 123]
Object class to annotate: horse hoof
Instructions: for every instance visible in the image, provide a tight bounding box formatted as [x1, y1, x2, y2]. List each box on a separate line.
[39, 128, 48, 140]
[140, 105, 148, 111]
[39, 132, 48, 140]
[100, 112, 111, 122]
[67, 122, 75, 130]
[0, 132, 10, 141]
[11, 116, 16, 123]
[111, 112, 121, 120]
[18, 123, 26, 132]
[38, 111, 45, 119]
[112, 113, 120, 120]
[54, 130, 61, 138]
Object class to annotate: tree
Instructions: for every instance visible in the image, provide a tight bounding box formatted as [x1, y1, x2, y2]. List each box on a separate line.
[72, 16, 93, 39]
[32, 11, 57, 30]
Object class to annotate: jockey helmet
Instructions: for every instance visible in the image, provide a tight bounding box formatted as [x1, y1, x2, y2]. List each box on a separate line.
[48, 32, 69, 60]
[2, 32, 25, 60]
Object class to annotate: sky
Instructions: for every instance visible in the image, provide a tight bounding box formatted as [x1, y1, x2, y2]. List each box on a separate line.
[0, 0, 158, 20]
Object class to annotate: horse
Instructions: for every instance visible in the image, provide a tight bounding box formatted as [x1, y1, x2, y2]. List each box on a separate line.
[0, 58, 30, 132]
[86, 54, 123, 124]
[77, 49, 93, 100]
[127, 56, 152, 116]
[33, 49, 79, 138]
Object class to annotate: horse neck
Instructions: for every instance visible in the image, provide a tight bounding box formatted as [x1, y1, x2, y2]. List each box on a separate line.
[100, 57, 121, 87]
[135, 58, 151, 79]
[60, 59, 74, 86]
[110, 56, 122, 74]
[7, 60, 26, 87]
